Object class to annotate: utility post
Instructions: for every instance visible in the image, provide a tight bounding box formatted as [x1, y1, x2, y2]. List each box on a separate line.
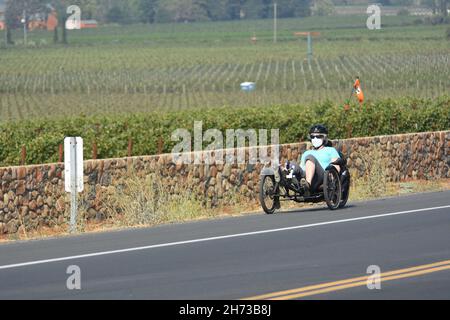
[307, 33, 312, 64]
[273, 2, 277, 43]
[294, 32, 321, 63]
[22, 9, 27, 46]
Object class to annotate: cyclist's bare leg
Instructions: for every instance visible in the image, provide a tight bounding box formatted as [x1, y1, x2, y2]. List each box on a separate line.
[306, 160, 315, 185]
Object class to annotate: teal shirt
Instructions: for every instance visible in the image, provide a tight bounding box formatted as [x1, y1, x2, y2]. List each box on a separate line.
[300, 147, 341, 171]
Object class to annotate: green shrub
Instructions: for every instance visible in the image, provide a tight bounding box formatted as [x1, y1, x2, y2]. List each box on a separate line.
[423, 15, 450, 25]
[397, 9, 410, 16]
[0, 96, 449, 167]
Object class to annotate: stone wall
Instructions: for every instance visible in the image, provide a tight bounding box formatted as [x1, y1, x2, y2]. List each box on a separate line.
[0, 131, 448, 235]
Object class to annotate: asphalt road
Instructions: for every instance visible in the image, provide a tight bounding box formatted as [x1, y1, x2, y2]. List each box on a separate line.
[0, 191, 449, 300]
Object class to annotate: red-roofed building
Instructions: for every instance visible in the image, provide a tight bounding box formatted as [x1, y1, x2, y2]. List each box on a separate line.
[81, 20, 98, 29]
[29, 9, 58, 31]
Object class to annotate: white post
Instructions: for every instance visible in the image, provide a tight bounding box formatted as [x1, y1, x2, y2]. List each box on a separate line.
[70, 137, 77, 233]
[65, 137, 83, 233]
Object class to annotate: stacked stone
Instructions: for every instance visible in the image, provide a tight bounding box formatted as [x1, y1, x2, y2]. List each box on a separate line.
[0, 164, 66, 234]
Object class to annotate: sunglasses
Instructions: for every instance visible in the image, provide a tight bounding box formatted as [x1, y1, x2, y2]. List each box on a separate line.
[310, 134, 326, 139]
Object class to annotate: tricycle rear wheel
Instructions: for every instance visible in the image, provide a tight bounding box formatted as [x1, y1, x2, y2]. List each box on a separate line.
[324, 168, 342, 210]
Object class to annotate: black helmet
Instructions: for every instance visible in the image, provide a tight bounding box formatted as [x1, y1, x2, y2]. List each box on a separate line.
[309, 124, 328, 135]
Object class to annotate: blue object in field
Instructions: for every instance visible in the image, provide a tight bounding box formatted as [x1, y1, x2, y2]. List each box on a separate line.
[240, 82, 256, 92]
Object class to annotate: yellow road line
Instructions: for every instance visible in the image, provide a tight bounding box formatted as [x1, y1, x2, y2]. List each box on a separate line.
[243, 259, 450, 300]
[273, 265, 450, 300]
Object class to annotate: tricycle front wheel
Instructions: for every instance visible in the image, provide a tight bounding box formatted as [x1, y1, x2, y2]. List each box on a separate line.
[259, 175, 278, 214]
[339, 171, 350, 208]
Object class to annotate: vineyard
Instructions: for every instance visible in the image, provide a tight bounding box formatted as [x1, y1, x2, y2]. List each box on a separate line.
[0, 16, 449, 121]
[0, 15, 449, 165]
[0, 50, 448, 121]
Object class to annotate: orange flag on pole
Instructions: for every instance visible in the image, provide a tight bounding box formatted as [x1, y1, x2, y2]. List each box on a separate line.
[353, 77, 364, 104]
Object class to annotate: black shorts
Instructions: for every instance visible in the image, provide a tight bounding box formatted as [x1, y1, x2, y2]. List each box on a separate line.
[294, 155, 324, 192]
[305, 155, 325, 192]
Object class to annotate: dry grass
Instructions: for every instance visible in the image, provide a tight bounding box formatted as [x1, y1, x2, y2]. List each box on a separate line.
[348, 145, 449, 201]
[349, 145, 389, 201]
[396, 179, 450, 195]
[101, 171, 217, 227]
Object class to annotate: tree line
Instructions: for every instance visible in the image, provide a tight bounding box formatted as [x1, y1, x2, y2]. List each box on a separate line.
[3, 0, 449, 36]
[4, 0, 449, 25]
[2, 0, 322, 44]
[3, 0, 316, 26]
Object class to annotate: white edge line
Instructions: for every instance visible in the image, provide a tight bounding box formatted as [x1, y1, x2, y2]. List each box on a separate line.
[0, 205, 449, 271]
